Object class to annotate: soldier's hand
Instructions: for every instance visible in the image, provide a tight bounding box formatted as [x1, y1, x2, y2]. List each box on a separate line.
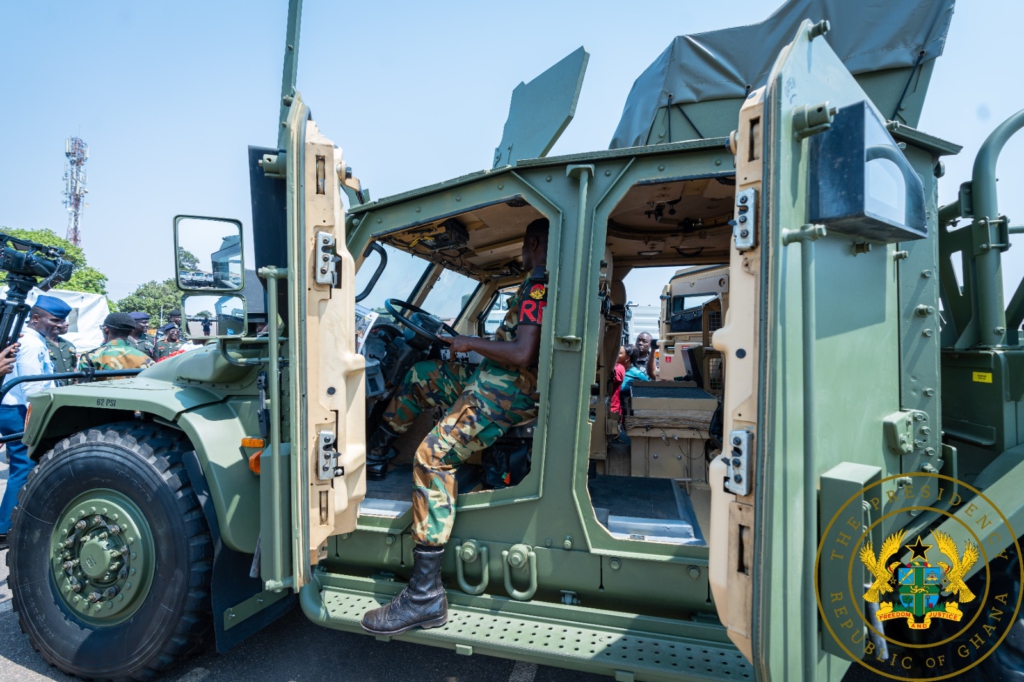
[0, 343, 19, 375]
[449, 336, 474, 354]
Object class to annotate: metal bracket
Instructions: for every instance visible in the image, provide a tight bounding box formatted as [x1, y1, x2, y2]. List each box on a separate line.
[792, 101, 836, 141]
[317, 430, 343, 480]
[733, 188, 757, 252]
[554, 335, 582, 352]
[314, 231, 341, 287]
[882, 410, 928, 456]
[723, 430, 752, 496]
[259, 152, 286, 179]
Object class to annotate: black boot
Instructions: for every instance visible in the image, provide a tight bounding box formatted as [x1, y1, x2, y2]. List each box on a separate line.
[361, 545, 448, 635]
[366, 424, 400, 480]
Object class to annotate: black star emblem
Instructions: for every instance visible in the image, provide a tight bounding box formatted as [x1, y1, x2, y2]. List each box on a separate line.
[905, 536, 931, 561]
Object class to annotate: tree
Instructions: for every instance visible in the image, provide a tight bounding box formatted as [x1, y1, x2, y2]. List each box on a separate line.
[177, 247, 200, 271]
[116, 279, 181, 325]
[0, 227, 109, 295]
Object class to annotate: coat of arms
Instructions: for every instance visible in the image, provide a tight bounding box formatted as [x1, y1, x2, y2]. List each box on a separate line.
[859, 529, 979, 630]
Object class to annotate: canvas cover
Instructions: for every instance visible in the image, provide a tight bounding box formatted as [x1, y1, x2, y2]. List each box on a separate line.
[610, 0, 956, 149]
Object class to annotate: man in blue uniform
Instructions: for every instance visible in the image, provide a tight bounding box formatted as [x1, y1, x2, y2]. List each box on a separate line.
[0, 295, 72, 548]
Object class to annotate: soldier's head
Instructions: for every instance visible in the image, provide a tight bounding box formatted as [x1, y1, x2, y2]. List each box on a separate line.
[168, 309, 182, 326]
[166, 327, 181, 342]
[129, 312, 151, 337]
[29, 295, 72, 339]
[521, 218, 549, 271]
[57, 321, 69, 336]
[102, 313, 138, 342]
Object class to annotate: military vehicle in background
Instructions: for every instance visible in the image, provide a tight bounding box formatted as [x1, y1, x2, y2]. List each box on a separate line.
[9, 0, 1024, 680]
[657, 265, 729, 391]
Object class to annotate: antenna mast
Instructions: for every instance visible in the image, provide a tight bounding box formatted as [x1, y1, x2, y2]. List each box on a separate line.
[63, 136, 88, 247]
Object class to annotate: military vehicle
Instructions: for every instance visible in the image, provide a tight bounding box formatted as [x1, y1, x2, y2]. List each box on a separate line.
[8, 0, 1024, 679]
[657, 265, 729, 387]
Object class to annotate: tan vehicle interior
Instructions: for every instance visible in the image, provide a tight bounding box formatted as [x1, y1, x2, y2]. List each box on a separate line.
[355, 174, 735, 549]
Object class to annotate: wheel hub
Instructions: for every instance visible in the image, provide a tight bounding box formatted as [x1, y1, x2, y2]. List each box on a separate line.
[50, 490, 155, 624]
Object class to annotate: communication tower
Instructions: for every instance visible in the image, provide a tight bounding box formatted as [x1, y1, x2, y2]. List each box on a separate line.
[63, 137, 89, 246]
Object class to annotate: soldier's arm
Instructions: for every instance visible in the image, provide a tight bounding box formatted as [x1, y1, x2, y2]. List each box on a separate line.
[450, 325, 542, 368]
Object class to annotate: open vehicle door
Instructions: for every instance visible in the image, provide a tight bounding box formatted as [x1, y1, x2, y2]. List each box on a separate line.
[710, 19, 930, 680]
[259, 95, 367, 592]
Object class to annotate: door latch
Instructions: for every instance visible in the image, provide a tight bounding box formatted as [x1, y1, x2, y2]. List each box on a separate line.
[315, 231, 341, 287]
[723, 430, 752, 496]
[733, 188, 757, 252]
[317, 430, 344, 480]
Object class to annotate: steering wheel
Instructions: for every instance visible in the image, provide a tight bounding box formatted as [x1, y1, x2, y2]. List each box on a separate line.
[384, 299, 460, 343]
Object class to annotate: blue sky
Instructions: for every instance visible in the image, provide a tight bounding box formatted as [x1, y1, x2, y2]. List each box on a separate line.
[1, 1, 1022, 308]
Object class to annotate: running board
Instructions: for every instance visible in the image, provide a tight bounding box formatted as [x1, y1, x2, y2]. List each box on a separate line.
[300, 573, 750, 681]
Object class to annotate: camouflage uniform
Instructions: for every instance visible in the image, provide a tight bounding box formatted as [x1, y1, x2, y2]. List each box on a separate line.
[78, 339, 154, 376]
[46, 337, 77, 385]
[127, 333, 155, 359]
[153, 339, 182, 361]
[382, 267, 548, 546]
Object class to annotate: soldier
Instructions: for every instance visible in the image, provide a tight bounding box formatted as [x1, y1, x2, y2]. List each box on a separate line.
[0, 295, 70, 548]
[156, 309, 182, 341]
[78, 313, 155, 375]
[45, 318, 77, 382]
[127, 311, 155, 358]
[361, 218, 549, 637]
[153, 326, 183, 360]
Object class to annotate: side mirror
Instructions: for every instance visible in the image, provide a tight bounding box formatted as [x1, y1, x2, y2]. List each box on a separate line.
[174, 215, 244, 292]
[181, 294, 247, 339]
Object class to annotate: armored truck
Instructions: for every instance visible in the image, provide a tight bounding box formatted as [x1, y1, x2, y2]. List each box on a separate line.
[8, 0, 1024, 680]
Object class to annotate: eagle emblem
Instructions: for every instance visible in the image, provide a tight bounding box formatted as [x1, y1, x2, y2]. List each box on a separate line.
[860, 530, 978, 629]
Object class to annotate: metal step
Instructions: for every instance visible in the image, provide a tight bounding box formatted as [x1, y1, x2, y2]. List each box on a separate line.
[302, 578, 751, 681]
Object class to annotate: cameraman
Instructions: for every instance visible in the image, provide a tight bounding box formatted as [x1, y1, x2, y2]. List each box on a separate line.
[0, 295, 71, 548]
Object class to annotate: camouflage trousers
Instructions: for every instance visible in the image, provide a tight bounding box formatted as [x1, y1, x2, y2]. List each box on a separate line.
[382, 359, 539, 546]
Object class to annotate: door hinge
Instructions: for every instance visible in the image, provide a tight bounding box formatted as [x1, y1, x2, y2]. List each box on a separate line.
[733, 188, 757, 252]
[317, 430, 344, 480]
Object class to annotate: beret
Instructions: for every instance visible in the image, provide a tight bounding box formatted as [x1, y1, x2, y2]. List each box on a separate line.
[34, 295, 72, 320]
[103, 312, 138, 332]
[128, 311, 151, 321]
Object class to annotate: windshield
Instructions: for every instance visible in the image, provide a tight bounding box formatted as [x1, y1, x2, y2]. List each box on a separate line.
[354, 244, 431, 313]
[420, 269, 480, 324]
[672, 294, 716, 314]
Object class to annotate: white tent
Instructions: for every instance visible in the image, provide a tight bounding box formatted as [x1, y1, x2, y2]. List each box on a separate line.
[0, 288, 110, 353]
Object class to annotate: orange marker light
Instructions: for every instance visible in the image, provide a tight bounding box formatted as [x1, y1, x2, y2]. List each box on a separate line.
[241, 437, 266, 448]
[248, 450, 262, 475]
[23, 403, 32, 431]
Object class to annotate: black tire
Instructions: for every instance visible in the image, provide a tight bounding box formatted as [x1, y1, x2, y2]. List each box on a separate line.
[6, 421, 213, 681]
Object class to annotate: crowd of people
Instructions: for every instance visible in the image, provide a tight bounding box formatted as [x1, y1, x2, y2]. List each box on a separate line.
[0, 298, 191, 548]
[609, 331, 657, 425]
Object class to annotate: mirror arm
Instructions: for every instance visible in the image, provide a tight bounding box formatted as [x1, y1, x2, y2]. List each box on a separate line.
[218, 337, 273, 368]
[355, 242, 388, 303]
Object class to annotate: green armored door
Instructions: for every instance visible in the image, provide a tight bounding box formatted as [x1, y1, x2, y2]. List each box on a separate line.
[261, 94, 368, 593]
[709, 18, 931, 682]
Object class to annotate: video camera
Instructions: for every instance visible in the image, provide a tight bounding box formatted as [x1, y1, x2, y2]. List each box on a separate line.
[0, 233, 74, 349]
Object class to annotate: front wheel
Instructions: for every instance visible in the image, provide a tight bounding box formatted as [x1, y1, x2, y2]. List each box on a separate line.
[7, 422, 213, 681]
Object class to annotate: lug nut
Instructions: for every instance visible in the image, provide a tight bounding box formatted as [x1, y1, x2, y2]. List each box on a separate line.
[74, 520, 87, 530]
[109, 524, 121, 535]
[92, 515, 102, 526]
[87, 592, 101, 603]
[62, 560, 79, 571]
[120, 546, 129, 556]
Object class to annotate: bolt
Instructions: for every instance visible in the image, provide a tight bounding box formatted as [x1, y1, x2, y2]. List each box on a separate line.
[62, 560, 79, 571]
[732, 437, 742, 447]
[385, 534, 396, 546]
[677, 454, 682, 460]
[609, 558, 622, 570]
[734, 474, 743, 484]
[125, 582, 132, 590]
[738, 214, 748, 224]
[563, 536, 573, 550]
[925, 447, 936, 457]
[120, 546, 129, 556]
[921, 427, 931, 436]
[92, 516, 102, 525]
[87, 592, 101, 603]
[922, 270, 933, 278]
[996, 327, 1007, 335]
[739, 229, 750, 238]
[923, 329, 934, 337]
[110, 562, 121, 572]
[894, 251, 909, 260]
[109, 524, 120, 535]
[687, 566, 701, 580]
[923, 388, 935, 397]
[652, 453, 658, 459]
[915, 305, 935, 317]
[74, 520, 87, 530]
[739, 195, 748, 205]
